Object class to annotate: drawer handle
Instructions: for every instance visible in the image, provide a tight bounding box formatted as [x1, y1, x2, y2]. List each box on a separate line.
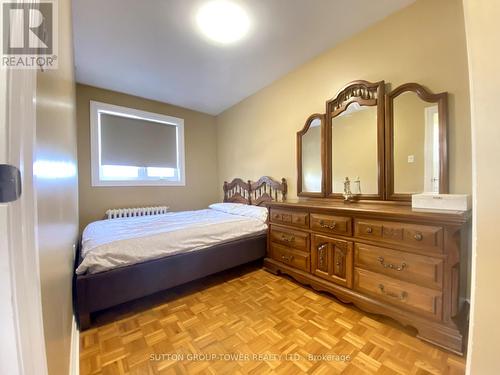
[319, 220, 336, 230]
[378, 284, 408, 301]
[281, 255, 294, 262]
[414, 232, 423, 241]
[280, 235, 295, 243]
[377, 256, 407, 271]
[276, 214, 290, 221]
[365, 227, 373, 234]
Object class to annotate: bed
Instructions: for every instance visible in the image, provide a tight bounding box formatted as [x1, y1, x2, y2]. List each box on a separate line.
[74, 176, 287, 330]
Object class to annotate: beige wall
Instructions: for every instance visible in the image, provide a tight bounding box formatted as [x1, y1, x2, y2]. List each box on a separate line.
[216, 0, 471, 199]
[463, 1, 500, 373]
[35, 0, 78, 374]
[76, 84, 219, 229]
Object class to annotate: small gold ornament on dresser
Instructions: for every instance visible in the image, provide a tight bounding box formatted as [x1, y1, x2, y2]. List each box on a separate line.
[343, 177, 353, 201]
[343, 177, 361, 202]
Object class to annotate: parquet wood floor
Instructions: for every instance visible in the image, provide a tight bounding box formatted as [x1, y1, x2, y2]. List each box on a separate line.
[80, 263, 466, 374]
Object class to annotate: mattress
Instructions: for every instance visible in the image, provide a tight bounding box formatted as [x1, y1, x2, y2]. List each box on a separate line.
[76, 208, 267, 275]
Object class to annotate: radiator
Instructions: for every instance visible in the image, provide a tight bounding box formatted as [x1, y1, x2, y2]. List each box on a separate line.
[105, 206, 169, 219]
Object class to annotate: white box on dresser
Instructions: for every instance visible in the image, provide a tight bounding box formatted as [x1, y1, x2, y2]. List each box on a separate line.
[412, 193, 471, 211]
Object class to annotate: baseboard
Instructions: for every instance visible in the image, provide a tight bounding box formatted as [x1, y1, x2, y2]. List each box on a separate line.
[69, 315, 79, 375]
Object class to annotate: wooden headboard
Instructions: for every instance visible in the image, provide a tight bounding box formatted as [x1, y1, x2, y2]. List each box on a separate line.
[223, 176, 287, 206]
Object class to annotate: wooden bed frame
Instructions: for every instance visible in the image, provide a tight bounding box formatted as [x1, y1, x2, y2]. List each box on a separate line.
[74, 176, 287, 330]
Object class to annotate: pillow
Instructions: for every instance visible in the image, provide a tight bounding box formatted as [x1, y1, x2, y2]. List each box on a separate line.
[209, 202, 245, 213]
[209, 203, 268, 222]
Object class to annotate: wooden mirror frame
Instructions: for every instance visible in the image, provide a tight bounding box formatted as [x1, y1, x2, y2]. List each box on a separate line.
[325, 80, 386, 200]
[297, 114, 326, 197]
[385, 83, 448, 201]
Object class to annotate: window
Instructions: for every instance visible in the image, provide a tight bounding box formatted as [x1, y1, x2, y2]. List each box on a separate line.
[90, 101, 185, 186]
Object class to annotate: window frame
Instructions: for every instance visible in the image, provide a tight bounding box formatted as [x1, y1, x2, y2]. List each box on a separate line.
[90, 100, 186, 187]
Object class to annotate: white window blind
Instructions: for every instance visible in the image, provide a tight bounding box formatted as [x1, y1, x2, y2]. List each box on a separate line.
[90, 101, 185, 187]
[100, 113, 178, 168]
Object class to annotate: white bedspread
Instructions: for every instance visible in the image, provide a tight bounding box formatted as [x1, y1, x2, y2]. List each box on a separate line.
[76, 208, 267, 275]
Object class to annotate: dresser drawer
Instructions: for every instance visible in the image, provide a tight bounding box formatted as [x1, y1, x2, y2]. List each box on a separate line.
[354, 219, 443, 253]
[310, 213, 352, 236]
[269, 243, 310, 272]
[354, 243, 443, 290]
[354, 268, 442, 319]
[270, 226, 309, 251]
[270, 209, 309, 228]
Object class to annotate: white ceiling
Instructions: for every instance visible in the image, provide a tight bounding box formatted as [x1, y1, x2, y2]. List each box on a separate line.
[72, 0, 415, 115]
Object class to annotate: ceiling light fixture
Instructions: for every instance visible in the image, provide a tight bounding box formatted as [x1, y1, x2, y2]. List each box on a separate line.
[196, 0, 250, 45]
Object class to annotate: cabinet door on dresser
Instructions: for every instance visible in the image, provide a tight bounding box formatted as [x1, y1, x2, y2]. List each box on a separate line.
[311, 234, 353, 288]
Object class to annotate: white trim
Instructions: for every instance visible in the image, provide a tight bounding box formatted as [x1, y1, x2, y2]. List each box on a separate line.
[89, 100, 186, 187]
[93, 176, 186, 187]
[0, 29, 19, 375]
[0, 2, 48, 374]
[69, 316, 80, 375]
[0, 48, 48, 375]
[0, 58, 22, 370]
[0, 206, 20, 375]
[463, 3, 477, 373]
[7, 67, 48, 375]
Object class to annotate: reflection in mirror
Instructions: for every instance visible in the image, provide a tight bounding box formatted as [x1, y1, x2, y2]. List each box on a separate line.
[301, 118, 322, 192]
[393, 92, 440, 194]
[331, 103, 378, 194]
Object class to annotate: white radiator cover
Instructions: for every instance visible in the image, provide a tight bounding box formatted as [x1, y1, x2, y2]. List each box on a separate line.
[105, 206, 169, 219]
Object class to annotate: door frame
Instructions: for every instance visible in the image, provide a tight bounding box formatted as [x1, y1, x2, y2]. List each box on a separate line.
[423, 105, 439, 192]
[0, 2, 48, 373]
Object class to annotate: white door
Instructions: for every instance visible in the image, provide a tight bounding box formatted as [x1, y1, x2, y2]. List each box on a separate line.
[0, 51, 23, 375]
[0, 21, 48, 375]
[423, 105, 440, 193]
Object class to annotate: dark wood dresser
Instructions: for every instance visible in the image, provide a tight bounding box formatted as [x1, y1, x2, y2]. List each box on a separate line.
[264, 200, 471, 354]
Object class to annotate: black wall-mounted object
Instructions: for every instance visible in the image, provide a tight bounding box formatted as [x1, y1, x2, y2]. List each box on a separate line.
[0, 164, 22, 203]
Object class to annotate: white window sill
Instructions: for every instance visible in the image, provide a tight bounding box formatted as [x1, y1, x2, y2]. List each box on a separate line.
[92, 179, 186, 187]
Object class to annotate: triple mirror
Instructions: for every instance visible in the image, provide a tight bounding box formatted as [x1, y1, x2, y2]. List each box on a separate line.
[297, 80, 448, 201]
